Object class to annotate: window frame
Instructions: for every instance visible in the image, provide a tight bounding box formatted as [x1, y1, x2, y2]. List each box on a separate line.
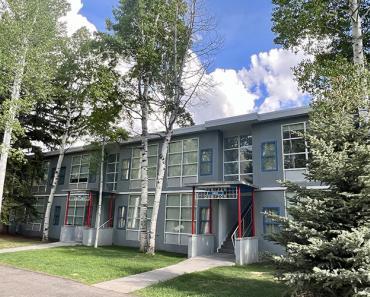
[117, 206, 127, 229]
[199, 149, 213, 176]
[223, 135, 253, 182]
[130, 144, 159, 181]
[126, 194, 154, 232]
[281, 122, 309, 171]
[50, 167, 66, 186]
[199, 206, 211, 234]
[69, 154, 90, 187]
[53, 206, 61, 226]
[106, 153, 120, 191]
[167, 138, 199, 179]
[261, 141, 278, 172]
[65, 195, 88, 226]
[262, 207, 280, 235]
[33, 161, 50, 192]
[121, 159, 130, 181]
[164, 193, 195, 245]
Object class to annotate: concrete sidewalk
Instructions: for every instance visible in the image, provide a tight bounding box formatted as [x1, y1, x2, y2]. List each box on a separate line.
[0, 241, 78, 254]
[93, 253, 235, 294]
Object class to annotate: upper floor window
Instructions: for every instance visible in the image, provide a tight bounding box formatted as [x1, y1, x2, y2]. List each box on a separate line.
[224, 135, 253, 183]
[70, 155, 90, 187]
[200, 149, 213, 176]
[168, 139, 198, 178]
[261, 142, 278, 171]
[121, 159, 130, 180]
[33, 161, 50, 193]
[106, 153, 119, 191]
[50, 167, 66, 186]
[130, 145, 158, 181]
[282, 123, 308, 170]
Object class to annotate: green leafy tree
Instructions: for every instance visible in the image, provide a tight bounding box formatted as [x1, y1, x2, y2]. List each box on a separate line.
[0, 0, 69, 217]
[41, 28, 125, 241]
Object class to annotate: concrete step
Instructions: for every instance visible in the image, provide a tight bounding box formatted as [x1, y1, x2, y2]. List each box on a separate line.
[218, 248, 234, 254]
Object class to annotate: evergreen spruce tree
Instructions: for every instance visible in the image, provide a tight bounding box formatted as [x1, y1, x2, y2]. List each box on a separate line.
[269, 64, 370, 297]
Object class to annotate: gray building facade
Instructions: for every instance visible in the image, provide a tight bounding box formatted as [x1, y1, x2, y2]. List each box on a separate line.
[17, 106, 321, 262]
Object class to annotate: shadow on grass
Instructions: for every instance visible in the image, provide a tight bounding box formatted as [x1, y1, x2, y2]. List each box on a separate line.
[139, 265, 288, 297]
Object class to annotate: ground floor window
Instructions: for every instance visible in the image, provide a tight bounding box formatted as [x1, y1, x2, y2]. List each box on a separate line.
[263, 207, 280, 235]
[27, 197, 47, 231]
[127, 195, 154, 231]
[117, 206, 127, 229]
[53, 206, 61, 226]
[165, 193, 194, 245]
[199, 207, 211, 234]
[66, 197, 88, 226]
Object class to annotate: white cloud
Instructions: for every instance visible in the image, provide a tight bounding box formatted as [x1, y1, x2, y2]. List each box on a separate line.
[189, 48, 309, 123]
[61, 0, 97, 36]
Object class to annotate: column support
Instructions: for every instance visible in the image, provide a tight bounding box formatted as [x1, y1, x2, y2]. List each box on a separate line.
[87, 191, 93, 227]
[64, 191, 71, 225]
[237, 185, 242, 238]
[191, 186, 196, 235]
[251, 189, 255, 237]
[209, 199, 212, 234]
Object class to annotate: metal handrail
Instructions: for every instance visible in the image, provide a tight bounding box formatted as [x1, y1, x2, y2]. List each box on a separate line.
[98, 218, 112, 229]
[231, 204, 253, 248]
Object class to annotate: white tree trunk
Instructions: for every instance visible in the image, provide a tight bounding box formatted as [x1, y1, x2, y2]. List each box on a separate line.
[42, 121, 69, 242]
[147, 129, 173, 255]
[94, 141, 105, 248]
[349, 0, 365, 67]
[139, 99, 149, 252]
[0, 49, 27, 217]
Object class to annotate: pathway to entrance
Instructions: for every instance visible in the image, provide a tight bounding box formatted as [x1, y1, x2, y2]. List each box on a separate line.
[0, 265, 131, 297]
[93, 253, 235, 294]
[0, 241, 78, 254]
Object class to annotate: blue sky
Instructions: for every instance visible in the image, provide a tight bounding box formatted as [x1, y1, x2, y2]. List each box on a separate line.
[67, 0, 307, 122]
[80, 0, 277, 71]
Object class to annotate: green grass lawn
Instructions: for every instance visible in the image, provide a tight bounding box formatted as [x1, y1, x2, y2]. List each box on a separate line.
[0, 245, 185, 284]
[0, 234, 42, 249]
[137, 263, 287, 297]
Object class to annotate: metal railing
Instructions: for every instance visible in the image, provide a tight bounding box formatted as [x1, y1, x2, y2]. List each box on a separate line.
[98, 218, 113, 229]
[231, 204, 253, 248]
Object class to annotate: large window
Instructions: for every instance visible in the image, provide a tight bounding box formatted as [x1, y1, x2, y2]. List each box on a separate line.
[261, 142, 278, 171]
[224, 135, 253, 183]
[130, 145, 158, 181]
[27, 197, 46, 231]
[168, 139, 198, 178]
[282, 122, 308, 169]
[33, 161, 50, 192]
[200, 149, 213, 176]
[69, 155, 90, 187]
[66, 196, 88, 226]
[127, 195, 154, 230]
[106, 153, 119, 191]
[199, 207, 211, 234]
[165, 193, 194, 245]
[263, 207, 280, 235]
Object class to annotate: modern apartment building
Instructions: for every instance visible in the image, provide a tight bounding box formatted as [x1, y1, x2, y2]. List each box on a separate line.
[15, 106, 319, 264]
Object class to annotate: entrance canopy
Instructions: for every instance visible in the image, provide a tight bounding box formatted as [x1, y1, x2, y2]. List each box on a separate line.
[186, 181, 256, 200]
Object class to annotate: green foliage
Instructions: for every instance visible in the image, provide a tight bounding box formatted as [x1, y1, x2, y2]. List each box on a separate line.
[269, 66, 370, 297]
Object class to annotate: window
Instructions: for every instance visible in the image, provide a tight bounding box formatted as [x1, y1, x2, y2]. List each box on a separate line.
[33, 161, 50, 192]
[263, 207, 280, 235]
[200, 149, 213, 176]
[168, 139, 198, 178]
[66, 194, 89, 226]
[50, 167, 66, 185]
[117, 206, 127, 229]
[121, 159, 130, 180]
[69, 155, 90, 187]
[165, 193, 194, 245]
[224, 135, 253, 183]
[127, 195, 154, 230]
[130, 145, 158, 180]
[282, 123, 308, 169]
[261, 142, 278, 171]
[199, 207, 211, 234]
[106, 153, 119, 191]
[26, 197, 46, 231]
[53, 206, 61, 226]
